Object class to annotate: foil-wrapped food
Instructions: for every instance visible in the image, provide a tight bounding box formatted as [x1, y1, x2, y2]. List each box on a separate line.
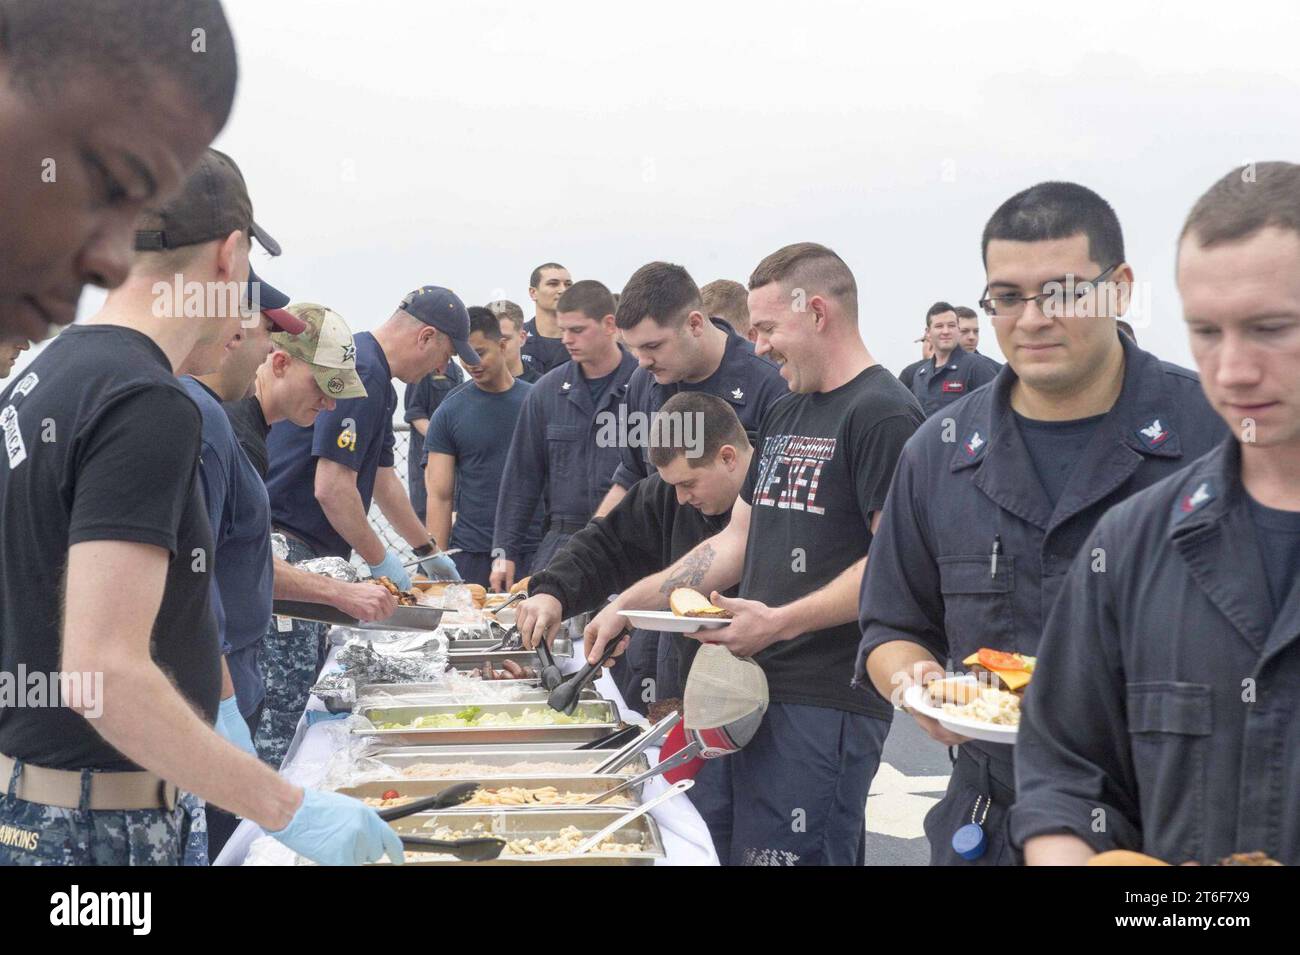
[295, 555, 360, 582]
[332, 640, 448, 686]
[310, 672, 357, 713]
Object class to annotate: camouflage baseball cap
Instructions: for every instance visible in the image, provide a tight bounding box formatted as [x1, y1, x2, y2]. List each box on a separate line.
[272, 303, 367, 400]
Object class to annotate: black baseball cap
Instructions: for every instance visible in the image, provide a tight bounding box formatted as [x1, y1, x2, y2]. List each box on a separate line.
[134, 148, 281, 256]
[398, 286, 480, 366]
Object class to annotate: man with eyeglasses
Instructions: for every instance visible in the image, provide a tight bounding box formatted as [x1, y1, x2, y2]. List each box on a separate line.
[854, 181, 1227, 866]
[1014, 162, 1300, 866]
[909, 301, 1000, 416]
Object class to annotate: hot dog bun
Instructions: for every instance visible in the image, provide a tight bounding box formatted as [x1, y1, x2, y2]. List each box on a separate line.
[925, 677, 985, 706]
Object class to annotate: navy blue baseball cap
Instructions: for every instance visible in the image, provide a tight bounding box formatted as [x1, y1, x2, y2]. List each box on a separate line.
[246, 266, 306, 334]
[398, 286, 480, 366]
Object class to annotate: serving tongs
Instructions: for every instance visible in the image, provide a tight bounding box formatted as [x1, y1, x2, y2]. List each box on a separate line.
[575, 723, 642, 751]
[484, 619, 523, 652]
[585, 738, 703, 805]
[376, 781, 480, 822]
[547, 629, 625, 715]
[573, 779, 694, 855]
[592, 710, 680, 775]
[534, 634, 564, 691]
[380, 782, 506, 861]
[482, 593, 530, 651]
[397, 834, 507, 862]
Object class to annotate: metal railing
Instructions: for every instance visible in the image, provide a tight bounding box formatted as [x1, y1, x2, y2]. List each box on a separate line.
[364, 422, 416, 558]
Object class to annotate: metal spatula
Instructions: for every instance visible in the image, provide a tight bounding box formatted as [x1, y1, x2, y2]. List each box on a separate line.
[573, 779, 694, 855]
[585, 739, 703, 804]
[592, 710, 680, 774]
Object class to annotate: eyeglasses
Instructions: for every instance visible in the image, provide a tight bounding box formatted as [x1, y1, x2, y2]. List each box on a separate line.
[979, 264, 1121, 319]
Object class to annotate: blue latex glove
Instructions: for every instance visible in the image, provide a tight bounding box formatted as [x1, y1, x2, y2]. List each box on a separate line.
[419, 550, 461, 582]
[215, 695, 257, 756]
[270, 789, 404, 866]
[367, 550, 412, 591]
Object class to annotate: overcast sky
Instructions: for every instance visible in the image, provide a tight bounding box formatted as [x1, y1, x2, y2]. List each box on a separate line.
[17, 0, 1300, 391]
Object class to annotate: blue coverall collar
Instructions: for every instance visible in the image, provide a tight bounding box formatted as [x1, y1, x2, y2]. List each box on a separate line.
[952, 333, 1193, 533]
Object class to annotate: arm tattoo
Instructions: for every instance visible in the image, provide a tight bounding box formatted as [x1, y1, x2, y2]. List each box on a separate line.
[660, 544, 715, 594]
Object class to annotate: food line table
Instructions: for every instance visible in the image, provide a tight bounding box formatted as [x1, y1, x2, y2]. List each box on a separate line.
[215, 631, 719, 866]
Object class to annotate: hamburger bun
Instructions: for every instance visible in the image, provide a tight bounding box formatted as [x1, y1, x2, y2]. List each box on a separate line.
[409, 580, 487, 608]
[669, 587, 732, 618]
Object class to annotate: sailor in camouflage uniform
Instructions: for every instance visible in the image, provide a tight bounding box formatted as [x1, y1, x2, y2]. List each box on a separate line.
[254, 534, 328, 767]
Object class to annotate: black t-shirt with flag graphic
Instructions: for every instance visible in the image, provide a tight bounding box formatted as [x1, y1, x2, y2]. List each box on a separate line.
[739, 365, 922, 717]
[0, 325, 221, 771]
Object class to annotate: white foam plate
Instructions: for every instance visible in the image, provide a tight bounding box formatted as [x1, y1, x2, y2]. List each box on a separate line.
[618, 609, 732, 634]
[903, 679, 1018, 745]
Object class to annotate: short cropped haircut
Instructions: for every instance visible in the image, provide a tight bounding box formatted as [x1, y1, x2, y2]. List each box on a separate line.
[488, 299, 525, 330]
[0, 0, 238, 130]
[616, 262, 701, 330]
[925, 301, 955, 326]
[701, 279, 750, 335]
[468, 306, 502, 341]
[1180, 162, 1300, 251]
[647, 392, 751, 470]
[748, 242, 858, 315]
[556, 280, 615, 322]
[981, 181, 1125, 270]
[529, 262, 567, 289]
[953, 306, 978, 321]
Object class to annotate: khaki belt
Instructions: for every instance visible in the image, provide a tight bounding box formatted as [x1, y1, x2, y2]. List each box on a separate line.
[0, 753, 178, 812]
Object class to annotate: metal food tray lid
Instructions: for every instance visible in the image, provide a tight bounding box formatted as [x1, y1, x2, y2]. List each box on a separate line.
[273, 600, 446, 633]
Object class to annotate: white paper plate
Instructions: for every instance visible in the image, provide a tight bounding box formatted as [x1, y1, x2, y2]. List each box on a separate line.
[902, 680, 1018, 745]
[618, 609, 732, 634]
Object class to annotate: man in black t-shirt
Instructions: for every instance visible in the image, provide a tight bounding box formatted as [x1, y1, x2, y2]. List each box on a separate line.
[0, 150, 399, 867]
[585, 243, 923, 865]
[516, 393, 752, 710]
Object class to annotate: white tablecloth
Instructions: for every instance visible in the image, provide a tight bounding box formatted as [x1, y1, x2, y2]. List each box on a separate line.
[215, 639, 718, 866]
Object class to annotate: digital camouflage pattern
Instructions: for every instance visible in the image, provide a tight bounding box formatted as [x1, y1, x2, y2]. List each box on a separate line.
[179, 791, 209, 866]
[255, 534, 326, 768]
[0, 762, 194, 866]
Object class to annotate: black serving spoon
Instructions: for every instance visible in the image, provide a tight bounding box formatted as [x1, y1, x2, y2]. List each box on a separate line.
[398, 834, 507, 862]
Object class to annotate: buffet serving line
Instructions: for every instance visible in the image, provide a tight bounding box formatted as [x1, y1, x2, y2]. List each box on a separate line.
[215, 585, 719, 866]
